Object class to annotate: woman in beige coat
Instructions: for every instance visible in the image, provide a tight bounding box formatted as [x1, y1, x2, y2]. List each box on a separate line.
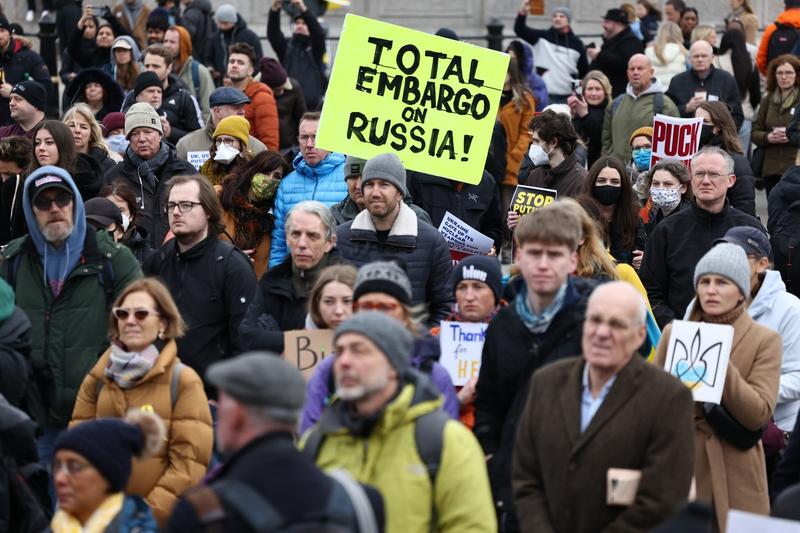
[655, 243, 781, 533]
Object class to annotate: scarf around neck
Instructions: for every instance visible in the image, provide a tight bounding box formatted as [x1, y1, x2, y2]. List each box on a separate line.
[51, 492, 124, 533]
[699, 302, 745, 325]
[126, 142, 169, 190]
[122, 0, 143, 31]
[105, 341, 161, 388]
[515, 280, 567, 334]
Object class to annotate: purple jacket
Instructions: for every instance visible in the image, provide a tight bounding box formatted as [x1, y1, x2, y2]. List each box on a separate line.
[300, 335, 460, 433]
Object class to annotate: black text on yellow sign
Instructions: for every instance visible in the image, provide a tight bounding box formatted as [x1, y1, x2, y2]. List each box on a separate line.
[510, 185, 557, 216]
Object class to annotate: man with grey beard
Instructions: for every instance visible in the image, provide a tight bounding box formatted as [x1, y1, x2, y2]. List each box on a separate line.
[0, 165, 141, 469]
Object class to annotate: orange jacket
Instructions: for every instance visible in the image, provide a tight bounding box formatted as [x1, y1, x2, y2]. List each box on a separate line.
[757, 9, 800, 75]
[221, 209, 271, 280]
[244, 78, 280, 151]
[497, 94, 536, 187]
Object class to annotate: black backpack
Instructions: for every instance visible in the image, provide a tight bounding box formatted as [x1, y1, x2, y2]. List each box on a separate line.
[767, 23, 800, 65]
[0, 446, 52, 533]
[770, 200, 800, 298]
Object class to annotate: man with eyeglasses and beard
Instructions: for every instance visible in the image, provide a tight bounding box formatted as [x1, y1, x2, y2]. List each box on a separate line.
[143, 174, 256, 398]
[0, 165, 141, 469]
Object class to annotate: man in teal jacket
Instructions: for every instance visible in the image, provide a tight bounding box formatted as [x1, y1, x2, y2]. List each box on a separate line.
[0, 166, 142, 465]
[269, 111, 347, 268]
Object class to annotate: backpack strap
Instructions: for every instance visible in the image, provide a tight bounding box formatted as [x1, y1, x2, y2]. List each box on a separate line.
[302, 426, 325, 462]
[96, 361, 184, 408]
[3, 253, 22, 290]
[191, 60, 201, 98]
[415, 410, 448, 486]
[183, 484, 226, 533]
[98, 256, 115, 312]
[610, 94, 624, 115]
[653, 92, 663, 115]
[327, 470, 378, 533]
[214, 479, 285, 532]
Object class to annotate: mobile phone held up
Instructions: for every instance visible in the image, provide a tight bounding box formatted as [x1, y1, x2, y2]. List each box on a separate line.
[571, 79, 582, 96]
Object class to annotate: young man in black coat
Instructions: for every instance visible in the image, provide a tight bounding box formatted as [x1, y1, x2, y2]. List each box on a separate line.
[587, 9, 644, 98]
[475, 199, 596, 532]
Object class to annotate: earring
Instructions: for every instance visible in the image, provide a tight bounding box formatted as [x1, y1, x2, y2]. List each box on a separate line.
[158, 331, 165, 340]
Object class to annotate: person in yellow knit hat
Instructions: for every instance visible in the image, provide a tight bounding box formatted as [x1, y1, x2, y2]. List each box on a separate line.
[199, 115, 252, 188]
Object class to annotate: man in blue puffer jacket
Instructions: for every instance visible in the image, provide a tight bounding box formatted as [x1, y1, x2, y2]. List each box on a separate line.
[269, 111, 347, 268]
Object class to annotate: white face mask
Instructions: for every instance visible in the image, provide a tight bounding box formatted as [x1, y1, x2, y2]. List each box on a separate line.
[120, 213, 130, 232]
[528, 142, 552, 166]
[107, 133, 129, 154]
[214, 143, 240, 164]
[650, 187, 682, 211]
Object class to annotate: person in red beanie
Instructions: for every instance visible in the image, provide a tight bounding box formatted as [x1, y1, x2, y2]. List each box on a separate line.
[259, 57, 307, 153]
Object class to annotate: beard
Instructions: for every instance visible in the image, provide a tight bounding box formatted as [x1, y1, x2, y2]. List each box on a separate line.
[335, 370, 390, 402]
[41, 219, 74, 244]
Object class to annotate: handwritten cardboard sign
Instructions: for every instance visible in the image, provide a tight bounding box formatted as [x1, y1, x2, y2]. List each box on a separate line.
[439, 321, 487, 386]
[650, 114, 703, 168]
[663, 320, 733, 404]
[316, 14, 509, 185]
[438, 211, 493, 255]
[283, 329, 335, 380]
[509, 185, 557, 216]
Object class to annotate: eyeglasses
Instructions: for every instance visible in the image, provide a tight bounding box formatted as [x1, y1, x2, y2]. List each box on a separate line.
[33, 192, 73, 211]
[777, 70, 796, 77]
[353, 301, 400, 313]
[166, 201, 202, 213]
[53, 458, 90, 477]
[215, 137, 238, 147]
[692, 170, 724, 179]
[298, 134, 316, 143]
[112, 307, 160, 321]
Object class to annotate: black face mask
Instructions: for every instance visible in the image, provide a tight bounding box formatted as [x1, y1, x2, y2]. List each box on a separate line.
[699, 124, 715, 146]
[594, 185, 622, 206]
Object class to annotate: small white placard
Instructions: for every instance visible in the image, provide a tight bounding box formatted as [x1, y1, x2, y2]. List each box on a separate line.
[664, 320, 734, 404]
[439, 321, 487, 386]
[727, 509, 799, 532]
[187, 150, 210, 171]
[437, 211, 493, 255]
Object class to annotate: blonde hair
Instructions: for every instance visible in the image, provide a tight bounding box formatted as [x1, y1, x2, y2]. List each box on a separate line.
[691, 24, 716, 45]
[652, 21, 687, 64]
[561, 197, 619, 279]
[63, 103, 112, 156]
[581, 70, 612, 102]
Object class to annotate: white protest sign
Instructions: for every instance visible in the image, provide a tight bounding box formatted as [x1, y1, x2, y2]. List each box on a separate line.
[663, 320, 733, 404]
[650, 114, 703, 168]
[727, 510, 800, 533]
[437, 211, 493, 255]
[439, 321, 487, 386]
[187, 150, 210, 171]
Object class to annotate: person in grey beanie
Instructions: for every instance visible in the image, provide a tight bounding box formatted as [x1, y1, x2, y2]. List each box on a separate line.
[654, 241, 782, 533]
[301, 312, 497, 533]
[336, 153, 454, 324]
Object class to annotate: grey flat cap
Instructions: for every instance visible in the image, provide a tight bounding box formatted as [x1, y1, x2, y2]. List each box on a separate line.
[206, 352, 306, 410]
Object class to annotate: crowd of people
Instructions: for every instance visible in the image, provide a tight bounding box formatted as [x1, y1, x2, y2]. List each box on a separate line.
[3, 0, 800, 531]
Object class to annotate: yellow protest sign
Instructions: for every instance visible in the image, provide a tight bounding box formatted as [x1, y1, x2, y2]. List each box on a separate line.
[316, 14, 509, 185]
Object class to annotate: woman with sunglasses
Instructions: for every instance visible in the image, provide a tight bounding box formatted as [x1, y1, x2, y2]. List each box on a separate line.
[50, 410, 162, 532]
[70, 278, 212, 527]
[199, 115, 253, 189]
[300, 260, 460, 433]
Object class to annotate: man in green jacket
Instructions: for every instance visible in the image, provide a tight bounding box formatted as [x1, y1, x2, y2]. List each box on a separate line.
[0, 166, 142, 466]
[301, 312, 496, 533]
[601, 54, 680, 162]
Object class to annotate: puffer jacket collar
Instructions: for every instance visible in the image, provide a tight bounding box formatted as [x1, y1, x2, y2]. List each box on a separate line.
[293, 151, 346, 179]
[350, 202, 418, 248]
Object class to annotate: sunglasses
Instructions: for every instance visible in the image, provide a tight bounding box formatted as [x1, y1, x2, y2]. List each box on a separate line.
[33, 192, 73, 211]
[353, 301, 400, 313]
[112, 307, 160, 321]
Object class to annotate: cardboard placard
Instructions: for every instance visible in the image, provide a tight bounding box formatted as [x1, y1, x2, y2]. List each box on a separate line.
[438, 211, 493, 255]
[650, 114, 703, 169]
[187, 150, 210, 171]
[509, 185, 557, 216]
[283, 329, 335, 380]
[439, 321, 487, 386]
[663, 320, 733, 404]
[316, 14, 509, 185]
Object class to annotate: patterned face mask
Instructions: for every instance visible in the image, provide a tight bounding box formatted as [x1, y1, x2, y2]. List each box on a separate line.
[650, 187, 682, 211]
[251, 172, 280, 202]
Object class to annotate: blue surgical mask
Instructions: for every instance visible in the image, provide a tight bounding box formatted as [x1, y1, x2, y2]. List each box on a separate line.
[632, 148, 652, 171]
[107, 133, 129, 154]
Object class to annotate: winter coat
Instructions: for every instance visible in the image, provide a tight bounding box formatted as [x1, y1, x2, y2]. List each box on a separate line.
[645, 42, 688, 88]
[330, 195, 432, 227]
[640, 201, 764, 329]
[121, 74, 203, 146]
[165, 432, 384, 533]
[508, 40, 548, 111]
[0, 39, 50, 126]
[573, 102, 607, 168]
[62, 68, 124, 122]
[768, 165, 800, 236]
[406, 170, 503, 250]
[239, 251, 341, 354]
[513, 16, 589, 97]
[0, 228, 142, 427]
[302, 375, 497, 533]
[590, 28, 645, 97]
[71, 340, 213, 526]
[243, 79, 280, 151]
[747, 270, 800, 431]
[180, 0, 214, 65]
[772, 410, 800, 499]
[0, 395, 39, 532]
[751, 88, 799, 178]
[655, 308, 781, 533]
[220, 209, 271, 280]
[275, 78, 307, 151]
[715, 52, 761, 121]
[512, 355, 694, 533]
[0, 305, 31, 407]
[0, 172, 25, 246]
[601, 80, 680, 162]
[757, 8, 800, 74]
[112, 2, 152, 50]
[474, 277, 595, 531]
[104, 143, 197, 248]
[519, 151, 587, 198]
[666, 66, 745, 127]
[336, 203, 454, 324]
[300, 335, 460, 434]
[143, 235, 256, 398]
[176, 58, 214, 124]
[119, 225, 154, 265]
[269, 152, 347, 268]
[640, 14, 660, 42]
[210, 15, 263, 80]
[88, 146, 118, 176]
[725, 9, 759, 45]
[642, 197, 691, 237]
[73, 152, 105, 201]
[498, 95, 536, 187]
[267, 9, 327, 110]
[176, 120, 267, 162]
